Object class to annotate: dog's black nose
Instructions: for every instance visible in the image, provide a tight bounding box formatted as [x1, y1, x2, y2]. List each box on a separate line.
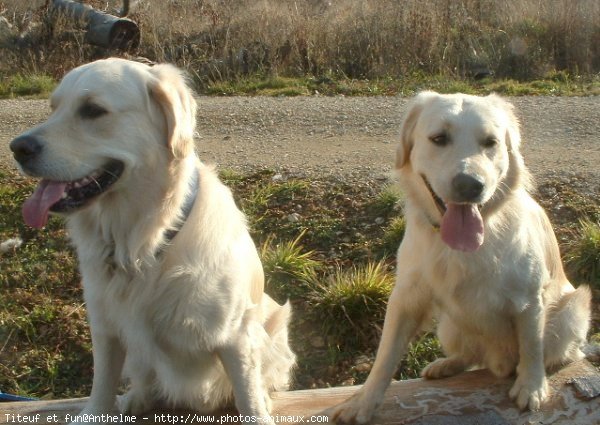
[10, 135, 42, 165]
[451, 173, 484, 202]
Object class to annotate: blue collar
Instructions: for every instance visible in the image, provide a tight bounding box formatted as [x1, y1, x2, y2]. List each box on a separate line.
[104, 167, 200, 270]
[162, 167, 199, 246]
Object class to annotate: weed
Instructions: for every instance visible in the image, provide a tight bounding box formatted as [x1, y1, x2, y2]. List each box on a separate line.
[243, 179, 308, 212]
[218, 169, 246, 185]
[0, 179, 90, 398]
[241, 178, 309, 231]
[309, 260, 394, 350]
[377, 216, 407, 258]
[207, 77, 310, 96]
[396, 333, 443, 380]
[565, 219, 600, 288]
[0, 74, 55, 99]
[260, 231, 320, 302]
[2, 1, 600, 96]
[368, 185, 403, 218]
[1, 166, 599, 396]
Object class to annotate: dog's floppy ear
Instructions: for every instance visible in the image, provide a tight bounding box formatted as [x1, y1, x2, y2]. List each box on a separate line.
[485, 93, 532, 193]
[148, 64, 197, 159]
[396, 91, 438, 169]
[486, 93, 521, 152]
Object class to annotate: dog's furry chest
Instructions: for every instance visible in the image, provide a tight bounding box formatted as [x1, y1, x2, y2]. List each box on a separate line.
[425, 245, 530, 331]
[77, 242, 233, 355]
[433, 245, 545, 341]
[431, 263, 505, 329]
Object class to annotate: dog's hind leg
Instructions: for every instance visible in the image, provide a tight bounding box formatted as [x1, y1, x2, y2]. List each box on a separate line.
[261, 300, 295, 395]
[422, 356, 468, 379]
[217, 320, 273, 422]
[422, 314, 471, 379]
[543, 284, 592, 369]
[118, 361, 156, 415]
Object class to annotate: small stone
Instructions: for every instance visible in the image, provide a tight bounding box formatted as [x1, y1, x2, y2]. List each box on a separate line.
[287, 213, 301, 223]
[354, 362, 372, 373]
[340, 377, 355, 386]
[569, 374, 600, 399]
[0, 237, 23, 253]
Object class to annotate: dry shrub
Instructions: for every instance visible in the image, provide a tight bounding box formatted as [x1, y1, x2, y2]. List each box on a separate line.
[0, 0, 598, 84]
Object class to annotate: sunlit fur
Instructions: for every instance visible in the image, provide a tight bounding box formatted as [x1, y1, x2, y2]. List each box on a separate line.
[329, 91, 591, 423]
[14, 58, 294, 422]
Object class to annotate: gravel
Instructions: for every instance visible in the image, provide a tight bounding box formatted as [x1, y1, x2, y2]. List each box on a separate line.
[1, 96, 599, 187]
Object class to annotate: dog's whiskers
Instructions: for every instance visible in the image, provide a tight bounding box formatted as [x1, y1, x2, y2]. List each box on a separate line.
[91, 176, 102, 191]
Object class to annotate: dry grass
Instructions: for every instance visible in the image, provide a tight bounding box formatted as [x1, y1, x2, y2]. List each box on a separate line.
[0, 0, 599, 88]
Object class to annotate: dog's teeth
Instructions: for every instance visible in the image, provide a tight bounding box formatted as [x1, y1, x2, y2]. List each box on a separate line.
[61, 192, 68, 199]
[80, 177, 90, 185]
[73, 182, 82, 188]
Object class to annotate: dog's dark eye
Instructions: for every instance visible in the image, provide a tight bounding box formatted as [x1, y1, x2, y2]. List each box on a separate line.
[482, 137, 499, 148]
[430, 133, 449, 146]
[79, 102, 108, 119]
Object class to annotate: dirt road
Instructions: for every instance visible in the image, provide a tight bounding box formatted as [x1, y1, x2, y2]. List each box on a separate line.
[0, 96, 598, 186]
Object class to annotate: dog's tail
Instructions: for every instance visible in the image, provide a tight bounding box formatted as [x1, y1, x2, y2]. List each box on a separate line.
[262, 299, 296, 392]
[544, 284, 592, 369]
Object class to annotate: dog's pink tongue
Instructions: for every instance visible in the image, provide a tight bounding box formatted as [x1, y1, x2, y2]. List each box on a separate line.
[22, 180, 67, 228]
[440, 203, 484, 252]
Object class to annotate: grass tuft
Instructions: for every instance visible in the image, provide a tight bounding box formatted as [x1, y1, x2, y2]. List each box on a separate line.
[368, 185, 403, 217]
[396, 333, 444, 380]
[309, 260, 394, 349]
[377, 216, 407, 258]
[565, 219, 600, 288]
[260, 230, 320, 302]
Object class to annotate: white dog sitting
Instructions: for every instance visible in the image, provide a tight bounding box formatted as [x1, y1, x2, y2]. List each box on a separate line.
[329, 91, 591, 423]
[10, 58, 295, 422]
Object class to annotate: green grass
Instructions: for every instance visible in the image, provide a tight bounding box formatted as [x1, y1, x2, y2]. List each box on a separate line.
[204, 73, 600, 97]
[1, 167, 599, 397]
[206, 76, 310, 96]
[218, 169, 246, 185]
[260, 231, 320, 303]
[565, 219, 600, 288]
[1, 72, 599, 99]
[0, 170, 91, 398]
[377, 216, 407, 258]
[396, 333, 444, 380]
[309, 260, 394, 350]
[0, 74, 56, 99]
[368, 185, 403, 217]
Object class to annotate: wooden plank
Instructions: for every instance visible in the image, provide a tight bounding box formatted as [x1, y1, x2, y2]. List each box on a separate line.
[1, 360, 599, 424]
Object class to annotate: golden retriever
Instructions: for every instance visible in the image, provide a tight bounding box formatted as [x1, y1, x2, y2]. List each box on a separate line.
[10, 58, 295, 422]
[329, 91, 591, 423]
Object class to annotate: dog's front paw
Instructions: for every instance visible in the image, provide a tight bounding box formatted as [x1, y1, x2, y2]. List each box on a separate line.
[509, 374, 549, 411]
[326, 390, 381, 424]
[421, 357, 466, 379]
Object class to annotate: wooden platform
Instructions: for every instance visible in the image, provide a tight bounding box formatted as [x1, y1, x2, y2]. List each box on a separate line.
[2, 360, 599, 424]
